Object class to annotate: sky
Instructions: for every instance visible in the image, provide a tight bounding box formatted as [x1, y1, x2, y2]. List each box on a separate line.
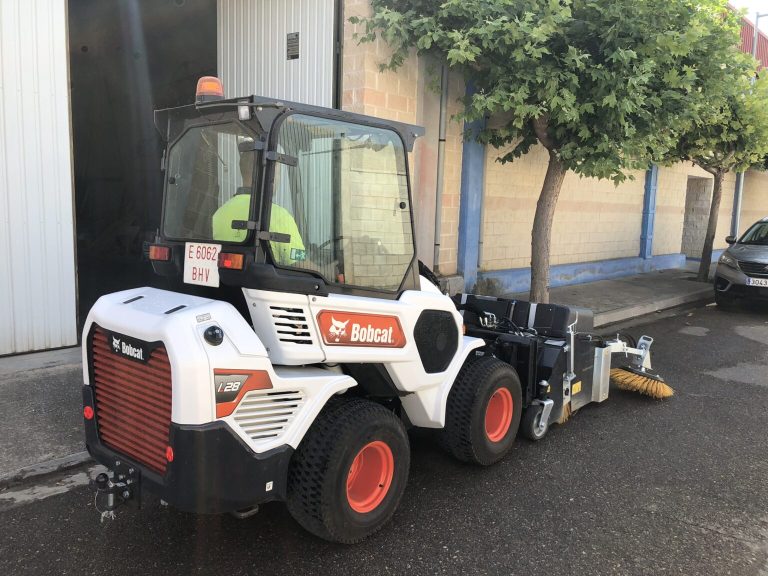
[729, 0, 768, 32]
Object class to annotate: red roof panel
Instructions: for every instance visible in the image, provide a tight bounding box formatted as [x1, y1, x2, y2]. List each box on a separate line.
[739, 15, 768, 69]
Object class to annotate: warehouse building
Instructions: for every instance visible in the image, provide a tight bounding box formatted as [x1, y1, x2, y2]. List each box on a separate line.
[1, 0, 767, 355]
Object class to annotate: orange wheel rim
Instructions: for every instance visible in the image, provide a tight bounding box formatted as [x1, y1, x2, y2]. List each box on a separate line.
[485, 387, 513, 443]
[346, 440, 395, 514]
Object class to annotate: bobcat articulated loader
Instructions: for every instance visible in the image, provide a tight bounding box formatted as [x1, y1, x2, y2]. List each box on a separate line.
[83, 77, 668, 543]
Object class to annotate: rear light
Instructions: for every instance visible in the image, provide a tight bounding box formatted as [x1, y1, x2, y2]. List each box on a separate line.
[165, 446, 174, 462]
[83, 406, 94, 420]
[149, 245, 171, 261]
[219, 252, 244, 270]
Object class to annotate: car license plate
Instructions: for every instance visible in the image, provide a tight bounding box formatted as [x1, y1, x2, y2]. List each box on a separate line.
[184, 242, 221, 287]
[746, 277, 768, 287]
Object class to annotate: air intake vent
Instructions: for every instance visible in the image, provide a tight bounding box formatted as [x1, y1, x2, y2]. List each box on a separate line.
[270, 306, 313, 345]
[232, 390, 304, 441]
[90, 327, 172, 475]
[738, 260, 768, 278]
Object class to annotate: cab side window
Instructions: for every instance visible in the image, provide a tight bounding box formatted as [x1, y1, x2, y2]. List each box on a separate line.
[272, 115, 414, 292]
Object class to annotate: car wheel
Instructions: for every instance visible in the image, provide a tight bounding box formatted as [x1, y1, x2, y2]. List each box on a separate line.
[714, 289, 735, 309]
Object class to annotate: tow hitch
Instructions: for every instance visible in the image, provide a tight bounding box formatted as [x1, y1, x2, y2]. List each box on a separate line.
[90, 464, 141, 521]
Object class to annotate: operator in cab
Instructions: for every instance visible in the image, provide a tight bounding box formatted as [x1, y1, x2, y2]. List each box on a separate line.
[212, 148, 305, 266]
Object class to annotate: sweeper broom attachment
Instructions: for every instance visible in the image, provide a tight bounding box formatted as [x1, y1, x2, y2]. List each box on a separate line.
[610, 366, 673, 399]
[606, 335, 674, 399]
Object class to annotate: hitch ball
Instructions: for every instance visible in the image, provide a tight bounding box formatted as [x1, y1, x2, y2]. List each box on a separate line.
[94, 472, 110, 491]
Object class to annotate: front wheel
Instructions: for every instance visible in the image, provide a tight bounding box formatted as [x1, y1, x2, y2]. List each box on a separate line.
[438, 355, 522, 465]
[714, 289, 735, 309]
[286, 397, 410, 543]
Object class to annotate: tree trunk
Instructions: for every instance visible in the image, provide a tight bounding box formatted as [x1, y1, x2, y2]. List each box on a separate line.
[697, 170, 724, 282]
[530, 150, 567, 303]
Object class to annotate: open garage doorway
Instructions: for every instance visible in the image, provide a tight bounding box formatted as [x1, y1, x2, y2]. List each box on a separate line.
[681, 176, 714, 260]
[68, 0, 217, 325]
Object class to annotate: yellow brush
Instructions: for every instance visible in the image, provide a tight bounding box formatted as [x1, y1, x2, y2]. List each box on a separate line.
[558, 401, 572, 425]
[610, 366, 674, 399]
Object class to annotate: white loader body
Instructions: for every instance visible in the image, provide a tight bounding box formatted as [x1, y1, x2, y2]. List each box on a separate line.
[83, 282, 483, 456]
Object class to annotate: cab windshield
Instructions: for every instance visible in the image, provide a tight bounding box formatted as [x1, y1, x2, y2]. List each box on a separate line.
[163, 121, 256, 242]
[738, 222, 768, 246]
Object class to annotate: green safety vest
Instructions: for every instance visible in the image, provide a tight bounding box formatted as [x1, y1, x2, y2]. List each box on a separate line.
[211, 195, 306, 264]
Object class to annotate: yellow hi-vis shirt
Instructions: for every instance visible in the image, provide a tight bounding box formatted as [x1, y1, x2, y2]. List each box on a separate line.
[211, 195, 306, 265]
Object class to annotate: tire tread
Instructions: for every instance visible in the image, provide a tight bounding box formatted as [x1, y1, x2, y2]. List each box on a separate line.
[439, 355, 521, 465]
[286, 396, 408, 543]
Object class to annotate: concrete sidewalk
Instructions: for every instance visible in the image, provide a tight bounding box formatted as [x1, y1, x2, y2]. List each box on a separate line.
[0, 347, 86, 485]
[505, 268, 713, 327]
[0, 268, 713, 485]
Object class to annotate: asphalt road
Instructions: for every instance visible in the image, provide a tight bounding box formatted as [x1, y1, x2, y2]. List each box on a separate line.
[2, 303, 768, 576]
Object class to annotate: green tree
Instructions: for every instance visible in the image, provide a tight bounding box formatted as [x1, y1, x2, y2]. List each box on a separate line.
[354, 0, 740, 302]
[675, 70, 768, 282]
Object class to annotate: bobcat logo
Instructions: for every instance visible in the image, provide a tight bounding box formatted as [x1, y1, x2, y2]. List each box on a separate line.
[317, 311, 406, 348]
[328, 317, 349, 343]
[111, 335, 121, 352]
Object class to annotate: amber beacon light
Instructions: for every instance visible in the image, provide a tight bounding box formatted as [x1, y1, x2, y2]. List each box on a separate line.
[196, 76, 224, 105]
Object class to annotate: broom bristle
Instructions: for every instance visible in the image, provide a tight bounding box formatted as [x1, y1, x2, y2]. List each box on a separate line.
[558, 401, 572, 425]
[610, 368, 674, 399]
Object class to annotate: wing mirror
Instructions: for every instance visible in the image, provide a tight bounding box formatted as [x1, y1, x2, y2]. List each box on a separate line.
[725, 235, 736, 245]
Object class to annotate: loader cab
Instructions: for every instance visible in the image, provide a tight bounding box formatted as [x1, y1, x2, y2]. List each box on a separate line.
[151, 79, 424, 304]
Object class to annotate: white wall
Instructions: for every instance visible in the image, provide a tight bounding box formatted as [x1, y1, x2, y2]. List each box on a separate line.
[0, 0, 78, 355]
[217, 0, 336, 107]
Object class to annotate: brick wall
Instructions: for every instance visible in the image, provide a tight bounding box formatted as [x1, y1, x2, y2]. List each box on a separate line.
[654, 163, 735, 257]
[437, 72, 465, 275]
[680, 177, 713, 258]
[481, 143, 646, 271]
[480, 147, 747, 272]
[342, 0, 418, 122]
[715, 173, 737, 250]
[342, 0, 463, 275]
[740, 170, 768, 235]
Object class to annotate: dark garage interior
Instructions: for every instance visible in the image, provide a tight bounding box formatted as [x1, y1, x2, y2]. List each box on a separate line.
[68, 0, 217, 325]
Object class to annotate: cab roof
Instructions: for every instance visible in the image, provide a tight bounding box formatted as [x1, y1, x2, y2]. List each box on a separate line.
[154, 94, 425, 152]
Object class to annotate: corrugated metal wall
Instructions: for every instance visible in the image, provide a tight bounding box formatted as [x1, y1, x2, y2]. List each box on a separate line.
[217, 0, 335, 107]
[0, 0, 78, 355]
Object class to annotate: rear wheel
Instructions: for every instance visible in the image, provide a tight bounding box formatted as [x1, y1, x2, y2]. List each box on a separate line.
[286, 397, 410, 543]
[438, 355, 522, 465]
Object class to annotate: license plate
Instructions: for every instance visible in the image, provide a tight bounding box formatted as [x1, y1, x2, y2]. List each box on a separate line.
[746, 277, 768, 287]
[183, 242, 221, 287]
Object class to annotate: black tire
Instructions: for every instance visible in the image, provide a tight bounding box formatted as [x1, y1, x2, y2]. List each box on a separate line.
[438, 355, 522, 465]
[520, 403, 549, 441]
[286, 397, 410, 544]
[714, 290, 735, 309]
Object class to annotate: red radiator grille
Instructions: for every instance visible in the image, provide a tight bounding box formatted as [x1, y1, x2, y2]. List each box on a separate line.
[91, 328, 172, 475]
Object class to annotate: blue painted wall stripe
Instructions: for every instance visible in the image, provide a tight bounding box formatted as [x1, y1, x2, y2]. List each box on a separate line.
[456, 106, 486, 291]
[686, 249, 724, 263]
[478, 253, 687, 296]
[639, 164, 658, 259]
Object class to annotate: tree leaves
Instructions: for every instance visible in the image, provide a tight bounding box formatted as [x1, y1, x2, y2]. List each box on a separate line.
[356, 0, 767, 182]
